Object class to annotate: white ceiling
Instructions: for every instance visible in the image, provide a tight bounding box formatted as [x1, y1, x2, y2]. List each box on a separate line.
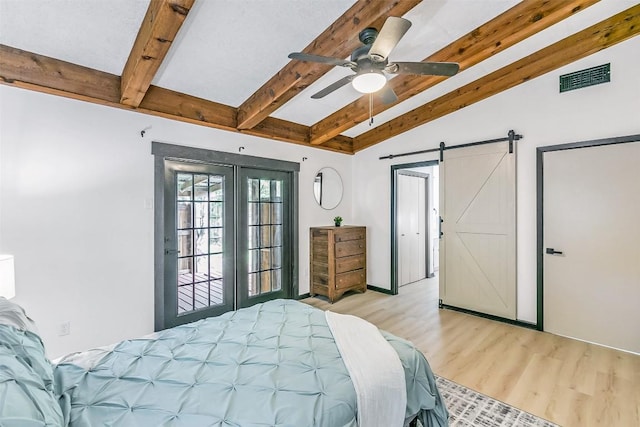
[0, 0, 636, 139]
[153, 0, 358, 107]
[0, 0, 149, 75]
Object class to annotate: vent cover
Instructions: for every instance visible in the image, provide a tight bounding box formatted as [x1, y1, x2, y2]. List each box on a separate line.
[560, 63, 610, 93]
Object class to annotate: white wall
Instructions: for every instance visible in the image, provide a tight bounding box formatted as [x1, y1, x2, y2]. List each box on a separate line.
[0, 86, 352, 358]
[352, 35, 640, 324]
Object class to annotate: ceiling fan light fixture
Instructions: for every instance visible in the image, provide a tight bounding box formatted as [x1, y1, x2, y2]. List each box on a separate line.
[352, 71, 386, 94]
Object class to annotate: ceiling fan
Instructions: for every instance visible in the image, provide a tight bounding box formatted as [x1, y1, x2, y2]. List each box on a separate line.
[288, 16, 460, 104]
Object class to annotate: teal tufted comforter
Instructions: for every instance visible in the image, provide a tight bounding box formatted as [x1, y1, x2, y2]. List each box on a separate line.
[0, 325, 64, 426]
[52, 299, 448, 426]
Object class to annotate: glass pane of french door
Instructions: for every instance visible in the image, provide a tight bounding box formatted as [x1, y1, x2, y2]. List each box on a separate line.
[238, 168, 292, 308]
[163, 161, 234, 327]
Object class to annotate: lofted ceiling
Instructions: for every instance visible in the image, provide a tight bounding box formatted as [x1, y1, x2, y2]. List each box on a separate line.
[1, 0, 639, 155]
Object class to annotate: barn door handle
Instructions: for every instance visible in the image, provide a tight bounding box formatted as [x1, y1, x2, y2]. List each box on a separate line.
[545, 248, 563, 255]
[439, 217, 443, 239]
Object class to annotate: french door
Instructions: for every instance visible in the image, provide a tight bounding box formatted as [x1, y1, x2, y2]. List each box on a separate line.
[162, 161, 235, 327]
[237, 168, 291, 308]
[155, 152, 295, 330]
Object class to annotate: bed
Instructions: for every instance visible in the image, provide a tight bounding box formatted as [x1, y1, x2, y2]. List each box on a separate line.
[0, 298, 448, 426]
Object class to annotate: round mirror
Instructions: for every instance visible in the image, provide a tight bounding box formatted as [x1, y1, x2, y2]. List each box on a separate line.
[313, 167, 343, 210]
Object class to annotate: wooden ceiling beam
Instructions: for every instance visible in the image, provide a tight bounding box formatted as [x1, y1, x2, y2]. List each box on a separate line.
[241, 118, 353, 154]
[0, 44, 121, 105]
[138, 85, 238, 130]
[353, 4, 640, 152]
[310, 0, 600, 146]
[140, 88, 355, 152]
[235, 0, 422, 130]
[120, 0, 195, 107]
[0, 45, 354, 154]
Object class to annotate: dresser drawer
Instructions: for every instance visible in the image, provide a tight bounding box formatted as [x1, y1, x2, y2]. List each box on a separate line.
[335, 254, 365, 274]
[335, 269, 365, 290]
[335, 239, 365, 257]
[334, 229, 365, 242]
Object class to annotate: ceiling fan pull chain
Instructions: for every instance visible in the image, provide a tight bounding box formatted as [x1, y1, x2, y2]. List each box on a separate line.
[369, 93, 374, 126]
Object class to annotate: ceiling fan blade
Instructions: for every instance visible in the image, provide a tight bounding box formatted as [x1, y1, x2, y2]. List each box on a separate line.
[391, 61, 460, 76]
[288, 52, 355, 68]
[368, 17, 412, 61]
[311, 75, 355, 99]
[377, 85, 398, 104]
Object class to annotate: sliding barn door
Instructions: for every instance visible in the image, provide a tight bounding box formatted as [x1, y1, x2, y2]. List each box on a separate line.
[543, 141, 640, 353]
[439, 142, 516, 319]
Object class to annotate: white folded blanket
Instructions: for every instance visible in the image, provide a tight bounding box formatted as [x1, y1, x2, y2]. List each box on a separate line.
[325, 310, 407, 427]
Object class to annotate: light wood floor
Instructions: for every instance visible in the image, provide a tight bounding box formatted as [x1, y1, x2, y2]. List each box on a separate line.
[303, 277, 640, 427]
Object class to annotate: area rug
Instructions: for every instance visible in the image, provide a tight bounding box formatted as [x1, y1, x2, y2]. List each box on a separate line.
[432, 376, 559, 427]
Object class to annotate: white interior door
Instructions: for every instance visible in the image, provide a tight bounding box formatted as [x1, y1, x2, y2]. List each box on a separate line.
[439, 141, 516, 319]
[543, 141, 640, 353]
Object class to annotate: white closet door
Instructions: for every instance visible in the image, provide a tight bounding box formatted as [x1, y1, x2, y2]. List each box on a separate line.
[398, 174, 428, 286]
[398, 174, 412, 287]
[413, 177, 426, 282]
[440, 141, 516, 319]
[432, 168, 440, 273]
[543, 142, 640, 353]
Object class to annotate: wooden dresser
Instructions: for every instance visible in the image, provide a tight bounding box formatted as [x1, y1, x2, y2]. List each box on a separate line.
[310, 226, 366, 303]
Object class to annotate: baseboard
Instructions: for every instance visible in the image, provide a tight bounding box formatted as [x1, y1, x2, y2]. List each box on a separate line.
[299, 287, 393, 298]
[367, 285, 394, 295]
[441, 303, 538, 330]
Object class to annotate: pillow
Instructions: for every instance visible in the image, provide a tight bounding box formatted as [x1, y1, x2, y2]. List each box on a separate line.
[0, 297, 38, 334]
[0, 299, 64, 426]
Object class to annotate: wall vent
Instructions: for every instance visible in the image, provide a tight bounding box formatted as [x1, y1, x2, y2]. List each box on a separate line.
[560, 63, 610, 93]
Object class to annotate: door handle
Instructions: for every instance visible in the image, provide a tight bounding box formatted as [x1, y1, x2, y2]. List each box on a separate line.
[165, 249, 180, 255]
[545, 248, 563, 255]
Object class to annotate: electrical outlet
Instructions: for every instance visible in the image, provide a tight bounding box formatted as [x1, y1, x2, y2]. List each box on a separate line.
[58, 321, 71, 336]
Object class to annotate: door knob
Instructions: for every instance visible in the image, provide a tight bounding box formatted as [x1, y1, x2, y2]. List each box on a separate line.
[545, 248, 563, 255]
